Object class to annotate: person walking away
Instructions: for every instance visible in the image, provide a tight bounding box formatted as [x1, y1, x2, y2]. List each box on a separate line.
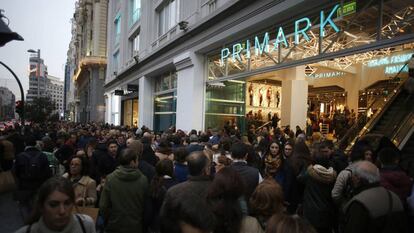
[99, 148, 148, 233]
[13, 135, 52, 222]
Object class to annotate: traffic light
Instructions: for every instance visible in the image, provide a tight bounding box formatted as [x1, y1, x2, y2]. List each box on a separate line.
[15, 100, 24, 116]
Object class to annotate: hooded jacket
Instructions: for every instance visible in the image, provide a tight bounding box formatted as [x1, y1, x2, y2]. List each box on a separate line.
[100, 166, 148, 233]
[298, 162, 337, 229]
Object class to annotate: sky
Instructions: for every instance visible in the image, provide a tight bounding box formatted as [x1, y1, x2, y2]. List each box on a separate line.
[0, 0, 76, 100]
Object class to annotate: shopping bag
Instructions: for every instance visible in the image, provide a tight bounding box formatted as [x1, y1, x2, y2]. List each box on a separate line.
[73, 206, 99, 223]
[0, 170, 16, 194]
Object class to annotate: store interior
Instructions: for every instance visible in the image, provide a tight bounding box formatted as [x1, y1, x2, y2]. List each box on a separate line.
[205, 42, 413, 136]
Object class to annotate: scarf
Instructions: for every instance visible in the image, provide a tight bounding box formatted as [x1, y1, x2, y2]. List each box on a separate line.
[265, 154, 282, 175]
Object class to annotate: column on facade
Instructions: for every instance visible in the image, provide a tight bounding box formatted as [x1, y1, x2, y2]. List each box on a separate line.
[138, 76, 154, 129]
[280, 65, 308, 130]
[89, 67, 106, 122]
[173, 52, 205, 132]
[344, 64, 362, 112]
[105, 94, 110, 123]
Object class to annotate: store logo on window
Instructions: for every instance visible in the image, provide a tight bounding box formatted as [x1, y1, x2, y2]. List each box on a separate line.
[306, 71, 345, 79]
[367, 52, 413, 74]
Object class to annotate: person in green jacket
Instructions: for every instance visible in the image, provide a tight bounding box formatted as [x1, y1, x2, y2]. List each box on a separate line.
[99, 148, 148, 233]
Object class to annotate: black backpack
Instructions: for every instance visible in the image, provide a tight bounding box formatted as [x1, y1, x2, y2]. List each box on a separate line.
[19, 151, 44, 181]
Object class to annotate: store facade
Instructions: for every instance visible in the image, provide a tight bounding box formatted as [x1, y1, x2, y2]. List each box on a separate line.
[105, 0, 414, 133]
[202, 0, 414, 132]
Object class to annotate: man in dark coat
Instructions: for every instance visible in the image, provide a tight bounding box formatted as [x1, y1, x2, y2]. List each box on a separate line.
[161, 151, 212, 211]
[100, 148, 148, 233]
[344, 161, 407, 233]
[230, 142, 262, 201]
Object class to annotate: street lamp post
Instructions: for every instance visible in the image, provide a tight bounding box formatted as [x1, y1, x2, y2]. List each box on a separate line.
[27, 49, 41, 98]
[0, 61, 25, 126]
[0, 10, 25, 127]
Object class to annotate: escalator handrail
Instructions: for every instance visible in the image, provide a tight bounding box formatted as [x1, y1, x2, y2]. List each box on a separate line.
[255, 121, 272, 133]
[337, 85, 389, 150]
[391, 105, 414, 149]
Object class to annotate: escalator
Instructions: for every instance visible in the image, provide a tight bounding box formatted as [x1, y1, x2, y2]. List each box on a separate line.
[342, 78, 414, 152]
[368, 90, 413, 135]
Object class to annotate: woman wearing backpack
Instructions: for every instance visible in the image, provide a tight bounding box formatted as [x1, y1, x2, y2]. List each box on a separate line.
[15, 176, 95, 233]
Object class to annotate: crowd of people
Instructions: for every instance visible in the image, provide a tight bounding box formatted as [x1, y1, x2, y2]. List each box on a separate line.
[0, 121, 413, 233]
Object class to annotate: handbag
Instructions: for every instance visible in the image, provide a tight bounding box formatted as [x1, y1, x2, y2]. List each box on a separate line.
[0, 166, 16, 194]
[72, 179, 99, 222]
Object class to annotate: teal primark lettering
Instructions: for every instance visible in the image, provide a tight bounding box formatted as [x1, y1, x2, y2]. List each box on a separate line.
[220, 4, 341, 65]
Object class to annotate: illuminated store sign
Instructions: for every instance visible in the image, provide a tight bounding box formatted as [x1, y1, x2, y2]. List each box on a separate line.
[337, 1, 356, 17]
[367, 53, 413, 74]
[221, 4, 341, 65]
[306, 71, 345, 79]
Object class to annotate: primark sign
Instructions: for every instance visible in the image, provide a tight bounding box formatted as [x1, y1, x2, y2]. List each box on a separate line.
[220, 4, 341, 65]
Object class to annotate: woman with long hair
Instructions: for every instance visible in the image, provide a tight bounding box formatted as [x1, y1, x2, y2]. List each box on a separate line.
[263, 140, 295, 208]
[207, 167, 264, 233]
[15, 177, 95, 233]
[62, 156, 97, 207]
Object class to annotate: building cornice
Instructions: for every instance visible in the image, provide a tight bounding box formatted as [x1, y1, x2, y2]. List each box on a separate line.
[73, 56, 107, 82]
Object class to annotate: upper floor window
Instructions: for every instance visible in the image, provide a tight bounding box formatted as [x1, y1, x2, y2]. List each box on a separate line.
[130, 0, 141, 25]
[158, 0, 180, 37]
[113, 51, 120, 74]
[130, 33, 140, 58]
[114, 14, 121, 45]
[155, 71, 177, 93]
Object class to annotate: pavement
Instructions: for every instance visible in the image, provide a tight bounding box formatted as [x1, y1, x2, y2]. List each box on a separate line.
[0, 191, 24, 233]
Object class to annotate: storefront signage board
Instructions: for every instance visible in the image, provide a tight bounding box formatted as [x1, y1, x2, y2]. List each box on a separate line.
[220, 4, 341, 65]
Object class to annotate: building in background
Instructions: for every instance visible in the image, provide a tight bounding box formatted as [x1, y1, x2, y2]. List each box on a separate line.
[0, 87, 15, 121]
[46, 75, 64, 118]
[104, 0, 141, 127]
[26, 51, 48, 103]
[67, 0, 108, 123]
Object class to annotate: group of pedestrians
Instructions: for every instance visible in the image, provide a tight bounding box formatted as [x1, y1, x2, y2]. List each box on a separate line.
[0, 121, 413, 233]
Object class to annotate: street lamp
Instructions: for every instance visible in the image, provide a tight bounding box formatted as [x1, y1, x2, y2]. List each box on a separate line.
[0, 10, 23, 47]
[27, 49, 41, 98]
[0, 10, 25, 127]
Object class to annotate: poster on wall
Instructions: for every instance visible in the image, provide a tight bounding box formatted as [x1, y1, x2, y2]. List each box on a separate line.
[246, 81, 281, 123]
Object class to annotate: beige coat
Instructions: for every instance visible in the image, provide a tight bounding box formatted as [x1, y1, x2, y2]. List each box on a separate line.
[63, 173, 97, 207]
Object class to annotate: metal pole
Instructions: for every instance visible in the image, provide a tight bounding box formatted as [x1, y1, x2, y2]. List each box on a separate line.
[0, 61, 25, 126]
[37, 49, 40, 97]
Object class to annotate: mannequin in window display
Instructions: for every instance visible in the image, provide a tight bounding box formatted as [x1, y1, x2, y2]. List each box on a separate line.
[266, 87, 272, 107]
[248, 83, 254, 106]
[275, 90, 280, 108]
[259, 87, 264, 106]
